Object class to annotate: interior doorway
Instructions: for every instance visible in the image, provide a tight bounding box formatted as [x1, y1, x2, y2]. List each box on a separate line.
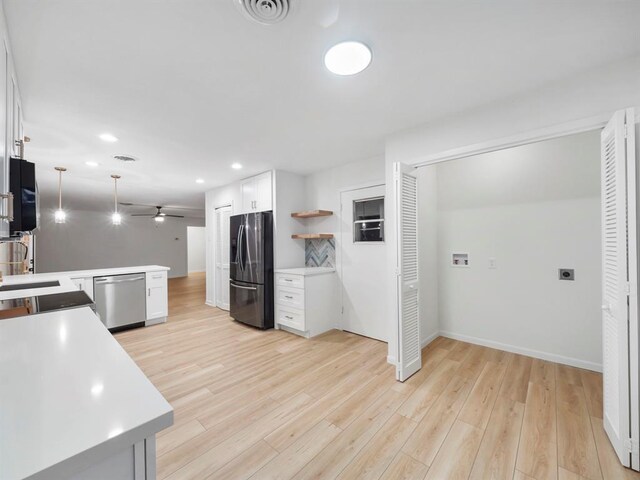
[187, 226, 206, 274]
[340, 184, 387, 341]
[215, 205, 232, 311]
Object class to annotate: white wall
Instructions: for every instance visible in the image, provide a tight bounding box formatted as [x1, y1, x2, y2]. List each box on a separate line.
[187, 226, 206, 273]
[36, 209, 204, 278]
[273, 170, 306, 269]
[417, 166, 439, 346]
[433, 131, 602, 370]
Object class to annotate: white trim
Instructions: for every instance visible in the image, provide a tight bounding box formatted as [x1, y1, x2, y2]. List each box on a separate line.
[205, 300, 215, 307]
[421, 331, 439, 348]
[387, 355, 396, 366]
[439, 330, 602, 372]
[413, 113, 611, 168]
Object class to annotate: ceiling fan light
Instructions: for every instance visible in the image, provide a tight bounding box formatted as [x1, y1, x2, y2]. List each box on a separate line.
[154, 216, 165, 223]
[112, 212, 122, 225]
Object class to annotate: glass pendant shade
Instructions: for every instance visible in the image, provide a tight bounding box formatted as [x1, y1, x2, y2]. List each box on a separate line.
[54, 209, 66, 224]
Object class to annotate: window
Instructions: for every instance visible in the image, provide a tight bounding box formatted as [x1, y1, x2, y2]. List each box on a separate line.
[353, 196, 384, 242]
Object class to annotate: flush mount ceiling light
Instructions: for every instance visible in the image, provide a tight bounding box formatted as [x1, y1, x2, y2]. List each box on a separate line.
[54, 167, 67, 224]
[231, 162, 243, 170]
[85, 161, 99, 167]
[99, 133, 118, 143]
[111, 174, 122, 225]
[324, 41, 372, 76]
[196, 178, 205, 184]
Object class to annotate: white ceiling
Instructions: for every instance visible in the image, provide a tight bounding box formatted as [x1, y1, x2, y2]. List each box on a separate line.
[4, 0, 640, 214]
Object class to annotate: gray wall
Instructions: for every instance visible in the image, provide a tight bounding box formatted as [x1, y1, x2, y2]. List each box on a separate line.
[35, 208, 205, 278]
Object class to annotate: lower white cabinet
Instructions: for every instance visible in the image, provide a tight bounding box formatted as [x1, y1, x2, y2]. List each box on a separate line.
[275, 270, 338, 338]
[70, 276, 94, 300]
[146, 271, 168, 324]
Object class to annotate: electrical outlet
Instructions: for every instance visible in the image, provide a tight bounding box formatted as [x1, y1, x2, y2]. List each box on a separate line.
[559, 268, 574, 281]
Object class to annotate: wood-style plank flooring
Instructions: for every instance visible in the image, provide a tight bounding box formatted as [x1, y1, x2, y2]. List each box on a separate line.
[114, 273, 640, 480]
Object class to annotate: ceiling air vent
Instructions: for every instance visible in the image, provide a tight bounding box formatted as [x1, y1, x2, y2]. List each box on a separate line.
[113, 154, 137, 162]
[236, 0, 291, 25]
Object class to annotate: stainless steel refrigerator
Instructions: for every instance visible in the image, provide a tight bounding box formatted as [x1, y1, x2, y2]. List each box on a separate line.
[230, 211, 274, 329]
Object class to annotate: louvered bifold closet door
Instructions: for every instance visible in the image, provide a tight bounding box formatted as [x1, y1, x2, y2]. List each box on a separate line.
[395, 162, 420, 382]
[601, 109, 635, 467]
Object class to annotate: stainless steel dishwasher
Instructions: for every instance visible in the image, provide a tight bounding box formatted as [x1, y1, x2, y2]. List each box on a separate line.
[93, 273, 146, 330]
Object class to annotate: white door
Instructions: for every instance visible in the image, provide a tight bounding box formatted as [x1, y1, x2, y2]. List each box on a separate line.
[215, 205, 232, 310]
[601, 108, 638, 468]
[340, 185, 388, 341]
[395, 162, 420, 382]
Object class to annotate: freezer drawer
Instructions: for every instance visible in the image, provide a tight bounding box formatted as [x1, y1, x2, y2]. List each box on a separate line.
[230, 280, 271, 329]
[94, 273, 147, 330]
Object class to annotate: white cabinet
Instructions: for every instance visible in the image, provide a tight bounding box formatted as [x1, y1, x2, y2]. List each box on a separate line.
[275, 271, 338, 338]
[240, 171, 272, 214]
[146, 271, 168, 324]
[70, 276, 94, 300]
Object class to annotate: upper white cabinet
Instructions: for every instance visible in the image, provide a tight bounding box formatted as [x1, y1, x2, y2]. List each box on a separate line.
[0, 33, 24, 238]
[240, 171, 272, 214]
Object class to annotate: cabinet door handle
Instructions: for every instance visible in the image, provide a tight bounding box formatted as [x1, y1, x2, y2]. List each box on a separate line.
[284, 295, 294, 299]
[148, 288, 151, 297]
[285, 315, 293, 320]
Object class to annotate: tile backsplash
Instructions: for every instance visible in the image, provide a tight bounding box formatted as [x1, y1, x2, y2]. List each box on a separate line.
[305, 238, 335, 268]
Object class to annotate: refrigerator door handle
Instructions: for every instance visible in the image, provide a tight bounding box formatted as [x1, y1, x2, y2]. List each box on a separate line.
[230, 281, 257, 291]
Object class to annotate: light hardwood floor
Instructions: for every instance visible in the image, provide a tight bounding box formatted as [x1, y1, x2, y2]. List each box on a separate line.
[114, 273, 640, 480]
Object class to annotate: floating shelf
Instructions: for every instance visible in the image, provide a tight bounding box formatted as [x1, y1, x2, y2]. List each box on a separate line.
[291, 233, 334, 240]
[291, 210, 333, 219]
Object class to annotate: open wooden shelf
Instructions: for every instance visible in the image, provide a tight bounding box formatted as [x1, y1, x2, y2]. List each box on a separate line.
[291, 233, 334, 240]
[291, 210, 333, 219]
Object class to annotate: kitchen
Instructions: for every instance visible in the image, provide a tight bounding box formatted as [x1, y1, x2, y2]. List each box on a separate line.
[2, 2, 640, 480]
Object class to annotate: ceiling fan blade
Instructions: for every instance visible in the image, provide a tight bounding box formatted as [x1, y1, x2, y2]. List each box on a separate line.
[130, 214, 154, 217]
[164, 215, 185, 218]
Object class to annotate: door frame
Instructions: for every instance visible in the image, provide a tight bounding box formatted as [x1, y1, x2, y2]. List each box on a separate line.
[336, 180, 384, 339]
[338, 181, 386, 334]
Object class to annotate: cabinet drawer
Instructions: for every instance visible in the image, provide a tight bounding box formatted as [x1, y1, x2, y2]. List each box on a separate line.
[146, 271, 167, 288]
[276, 286, 305, 309]
[276, 274, 304, 289]
[276, 306, 305, 331]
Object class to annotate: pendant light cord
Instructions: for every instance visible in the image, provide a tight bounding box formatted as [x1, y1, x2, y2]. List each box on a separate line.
[58, 170, 62, 210]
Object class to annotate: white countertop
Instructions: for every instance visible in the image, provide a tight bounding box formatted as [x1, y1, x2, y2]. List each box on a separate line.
[275, 267, 336, 276]
[0, 265, 170, 301]
[0, 307, 173, 480]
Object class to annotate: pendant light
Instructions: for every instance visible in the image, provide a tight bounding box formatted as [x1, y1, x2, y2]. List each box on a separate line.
[54, 167, 67, 223]
[111, 174, 122, 225]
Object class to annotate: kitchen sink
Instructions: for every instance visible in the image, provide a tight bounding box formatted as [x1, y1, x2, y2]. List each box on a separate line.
[0, 281, 60, 292]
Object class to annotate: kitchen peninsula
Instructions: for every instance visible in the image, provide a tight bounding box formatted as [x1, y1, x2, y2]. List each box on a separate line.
[0, 266, 173, 479]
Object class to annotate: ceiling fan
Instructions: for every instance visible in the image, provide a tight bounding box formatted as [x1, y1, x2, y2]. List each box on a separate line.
[128, 205, 184, 222]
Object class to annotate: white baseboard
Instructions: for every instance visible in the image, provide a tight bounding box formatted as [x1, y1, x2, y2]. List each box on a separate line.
[438, 330, 602, 373]
[387, 355, 396, 366]
[205, 300, 215, 307]
[421, 331, 439, 348]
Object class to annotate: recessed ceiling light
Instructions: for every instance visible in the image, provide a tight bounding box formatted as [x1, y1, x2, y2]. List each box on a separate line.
[231, 163, 243, 170]
[99, 133, 118, 143]
[85, 161, 99, 167]
[324, 41, 372, 76]
[196, 178, 205, 184]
